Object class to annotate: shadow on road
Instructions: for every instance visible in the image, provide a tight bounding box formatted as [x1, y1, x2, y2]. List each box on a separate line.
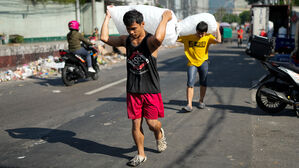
[209, 104, 296, 117]
[29, 76, 65, 87]
[226, 46, 247, 49]
[98, 97, 126, 102]
[164, 100, 296, 117]
[5, 128, 156, 160]
[163, 99, 195, 113]
[29, 76, 93, 87]
[166, 103, 226, 168]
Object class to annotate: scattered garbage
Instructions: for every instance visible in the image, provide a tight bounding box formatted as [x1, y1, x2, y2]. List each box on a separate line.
[0, 43, 178, 83]
[0, 53, 126, 83]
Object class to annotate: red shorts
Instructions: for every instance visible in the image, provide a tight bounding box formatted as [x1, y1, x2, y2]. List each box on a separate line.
[127, 93, 164, 120]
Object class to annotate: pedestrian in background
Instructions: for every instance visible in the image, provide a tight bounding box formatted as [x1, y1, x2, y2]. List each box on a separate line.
[100, 9, 172, 167]
[220, 26, 224, 43]
[177, 21, 221, 112]
[260, 28, 267, 37]
[89, 27, 108, 64]
[237, 27, 244, 47]
[92, 27, 100, 40]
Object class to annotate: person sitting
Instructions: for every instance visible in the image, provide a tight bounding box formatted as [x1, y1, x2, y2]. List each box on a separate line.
[67, 20, 96, 72]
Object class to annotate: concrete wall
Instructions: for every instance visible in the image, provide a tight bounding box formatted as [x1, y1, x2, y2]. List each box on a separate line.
[0, 1, 120, 69]
[0, 42, 68, 69]
[81, 2, 118, 35]
[0, 0, 75, 38]
[0, 0, 119, 41]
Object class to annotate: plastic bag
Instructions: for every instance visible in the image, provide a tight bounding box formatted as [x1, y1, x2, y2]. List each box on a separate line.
[108, 5, 178, 45]
[177, 13, 217, 36]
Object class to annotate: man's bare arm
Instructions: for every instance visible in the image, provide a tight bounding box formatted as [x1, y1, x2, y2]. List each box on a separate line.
[148, 10, 172, 54]
[215, 22, 222, 43]
[100, 10, 126, 47]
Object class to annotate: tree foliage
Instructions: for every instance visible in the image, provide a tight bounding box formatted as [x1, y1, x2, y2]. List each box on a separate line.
[214, 8, 240, 23]
[244, 0, 259, 4]
[222, 13, 240, 23]
[245, 0, 299, 5]
[293, 0, 299, 6]
[214, 8, 227, 22]
[239, 11, 251, 24]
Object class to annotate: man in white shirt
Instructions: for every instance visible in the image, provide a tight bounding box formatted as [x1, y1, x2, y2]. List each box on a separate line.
[278, 26, 287, 38]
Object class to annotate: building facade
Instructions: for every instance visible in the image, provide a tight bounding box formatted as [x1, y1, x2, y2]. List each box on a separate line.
[233, 0, 250, 15]
[122, 0, 156, 5]
[158, 0, 209, 19]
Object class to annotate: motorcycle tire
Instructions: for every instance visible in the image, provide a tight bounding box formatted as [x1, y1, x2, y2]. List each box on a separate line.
[256, 82, 287, 114]
[91, 66, 100, 80]
[62, 64, 76, 86]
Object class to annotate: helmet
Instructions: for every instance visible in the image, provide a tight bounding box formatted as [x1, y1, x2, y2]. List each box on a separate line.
[68, 20, 80, 30]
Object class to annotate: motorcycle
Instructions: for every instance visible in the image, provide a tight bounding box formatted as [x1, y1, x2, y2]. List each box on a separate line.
[58, 45, 100, 86]
[247, 35, 299, 117]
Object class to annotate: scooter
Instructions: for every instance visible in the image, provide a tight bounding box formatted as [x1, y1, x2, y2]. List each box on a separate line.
[247, 35, 299, 117]
[58, 45, 100, 86]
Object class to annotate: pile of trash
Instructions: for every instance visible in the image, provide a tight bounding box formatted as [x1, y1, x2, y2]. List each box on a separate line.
[0, 54, 126, 83]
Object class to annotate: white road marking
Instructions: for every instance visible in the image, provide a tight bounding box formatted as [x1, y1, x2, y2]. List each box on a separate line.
[104, 122, 112, 126]
[85, 78, 127, 95]
[52, 90, 61, 93]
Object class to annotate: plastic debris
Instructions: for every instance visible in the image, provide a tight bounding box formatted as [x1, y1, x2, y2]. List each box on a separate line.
[0, 52, 126, 83]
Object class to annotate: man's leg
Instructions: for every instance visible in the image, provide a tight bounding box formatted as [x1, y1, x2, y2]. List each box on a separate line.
[132, 118, 145, 157]
[146, 119, 162, 140]
[146, 119, 167, 152]
[199, 86, 206, 103]
[187, 86, 194, 107]
[198, 61, 208, 106]
[184, 66, 197, 111]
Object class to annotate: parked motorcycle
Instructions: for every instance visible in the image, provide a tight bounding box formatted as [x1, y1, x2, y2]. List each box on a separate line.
[247, 35, 299, 117]
[58, 45, 100, 86]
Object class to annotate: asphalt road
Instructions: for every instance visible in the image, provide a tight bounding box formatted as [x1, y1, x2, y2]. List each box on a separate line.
[0, 42, 298, 168]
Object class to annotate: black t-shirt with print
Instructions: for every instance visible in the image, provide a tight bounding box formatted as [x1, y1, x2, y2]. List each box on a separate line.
[125, 33, 160, 94]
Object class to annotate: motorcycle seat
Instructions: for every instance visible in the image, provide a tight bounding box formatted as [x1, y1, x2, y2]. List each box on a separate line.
[277, 62, 299, 74]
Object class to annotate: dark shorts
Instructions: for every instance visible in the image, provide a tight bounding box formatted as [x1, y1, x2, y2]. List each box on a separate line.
[127, 93, 164, 120]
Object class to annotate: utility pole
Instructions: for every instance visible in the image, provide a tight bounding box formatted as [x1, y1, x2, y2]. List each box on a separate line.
[92, 0, 96, 30]
[188, 0, 191, 16]
[76, 0, 80, 22]
[166, 0, 169, 8]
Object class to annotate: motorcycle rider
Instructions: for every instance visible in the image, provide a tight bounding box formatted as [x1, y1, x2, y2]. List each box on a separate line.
[67, 20, 96, 73]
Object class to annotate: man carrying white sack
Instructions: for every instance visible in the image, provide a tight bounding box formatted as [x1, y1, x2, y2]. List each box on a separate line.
[100, 9, 172, 167]
[178, 21, 221, 112]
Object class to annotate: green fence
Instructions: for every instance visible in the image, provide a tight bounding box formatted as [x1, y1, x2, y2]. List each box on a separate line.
[21, 34, 120, 43]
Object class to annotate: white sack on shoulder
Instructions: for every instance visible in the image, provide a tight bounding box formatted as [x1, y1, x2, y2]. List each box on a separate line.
[108, 5, 178, 45]
[177, 13, 217, 36]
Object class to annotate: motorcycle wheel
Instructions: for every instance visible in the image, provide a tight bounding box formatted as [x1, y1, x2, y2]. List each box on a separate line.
[256, 82, 287, 114]
[62, 64, 76, 86]
[91, 65, 100, 80]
